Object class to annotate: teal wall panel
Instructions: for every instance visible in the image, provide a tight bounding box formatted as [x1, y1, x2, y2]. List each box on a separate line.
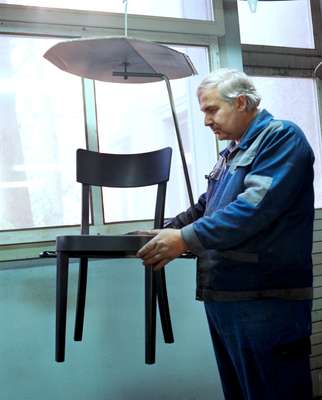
[0, 258, 224, 400]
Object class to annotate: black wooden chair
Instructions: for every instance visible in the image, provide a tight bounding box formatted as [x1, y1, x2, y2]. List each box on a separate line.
[56, 147, 173, 364]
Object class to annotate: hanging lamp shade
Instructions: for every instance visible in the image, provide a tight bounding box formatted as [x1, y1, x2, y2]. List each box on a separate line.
[43, 36, 197, 84]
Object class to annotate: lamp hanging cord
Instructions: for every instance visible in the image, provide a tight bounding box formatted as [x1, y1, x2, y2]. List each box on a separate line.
[123, 0, 128, 37]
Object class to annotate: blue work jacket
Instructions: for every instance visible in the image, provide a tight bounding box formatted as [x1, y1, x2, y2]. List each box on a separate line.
[172, 110, 315, 301]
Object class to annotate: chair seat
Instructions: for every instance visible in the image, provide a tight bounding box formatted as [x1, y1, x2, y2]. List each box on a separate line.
[56, 234, 154, 255]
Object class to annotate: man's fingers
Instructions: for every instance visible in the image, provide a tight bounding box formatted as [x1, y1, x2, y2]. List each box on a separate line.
[142, 253, 161, 265]
[136, 239, 157, 257]
[153, 258, 172, 271]
[137, 229, 184, 268]
[153, 260, 166, 271]
[141, 257, 173, 271]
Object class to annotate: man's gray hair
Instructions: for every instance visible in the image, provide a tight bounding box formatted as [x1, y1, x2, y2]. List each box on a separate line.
[197, 69, 261, 111]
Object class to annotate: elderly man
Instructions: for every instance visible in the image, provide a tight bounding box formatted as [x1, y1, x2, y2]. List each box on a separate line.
[137, 69, 314, 400]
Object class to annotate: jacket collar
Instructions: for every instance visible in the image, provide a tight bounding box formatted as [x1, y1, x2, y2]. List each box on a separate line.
[237, 109, 273, 150]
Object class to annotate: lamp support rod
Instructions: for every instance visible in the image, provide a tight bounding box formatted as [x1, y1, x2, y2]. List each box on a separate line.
[113, 70, 195, 207]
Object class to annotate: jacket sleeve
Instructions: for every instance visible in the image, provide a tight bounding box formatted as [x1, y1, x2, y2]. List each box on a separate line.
[181, 125, 315, 254]
[164, 192, 207, 229]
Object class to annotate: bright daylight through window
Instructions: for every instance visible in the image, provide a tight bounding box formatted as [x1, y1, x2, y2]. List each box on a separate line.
[237, 0, 314, 48]
[0, 0, 214, 20]
[0, 36, 86, 230]
[0, 37, 214, 229]
[0, 0, 218, 232]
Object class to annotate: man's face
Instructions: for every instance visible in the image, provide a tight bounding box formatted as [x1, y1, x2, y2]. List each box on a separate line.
[198, 87, 247, 141]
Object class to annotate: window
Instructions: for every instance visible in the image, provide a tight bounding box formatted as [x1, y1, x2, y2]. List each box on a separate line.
[239, 0, 322, 208]
[0, 1, 221, 250]
[237, 0, 314, 48]
[0, 0, 214, 20]
[0, 35, 86, 230]
[95, 46, 214, 223]
[252, 76, 322, 208]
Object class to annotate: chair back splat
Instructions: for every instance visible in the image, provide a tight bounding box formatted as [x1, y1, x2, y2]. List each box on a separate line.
[55, 147, 173, 365]
[77, 148, 172, 187]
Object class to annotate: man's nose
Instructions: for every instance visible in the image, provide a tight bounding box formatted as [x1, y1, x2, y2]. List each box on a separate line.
[204, 114, 212, 126]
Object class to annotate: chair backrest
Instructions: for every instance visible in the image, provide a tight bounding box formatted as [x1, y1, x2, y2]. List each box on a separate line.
[76, 147, 172, 233]
[77, 148, 172, 187]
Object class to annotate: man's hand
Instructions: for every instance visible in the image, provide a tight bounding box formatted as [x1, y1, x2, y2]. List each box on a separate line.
[136, 229, 188, 270]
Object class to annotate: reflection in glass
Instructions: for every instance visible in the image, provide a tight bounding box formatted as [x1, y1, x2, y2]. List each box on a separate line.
[0, 36, 86, 230]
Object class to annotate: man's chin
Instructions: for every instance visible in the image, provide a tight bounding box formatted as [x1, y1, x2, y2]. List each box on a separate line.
[215, 132, 227, 140]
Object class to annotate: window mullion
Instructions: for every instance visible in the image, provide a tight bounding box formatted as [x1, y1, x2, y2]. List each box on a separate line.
[0, 3, 224, 37]
[317, 79, 322, 145]
[310, 0, 322, 55]
[82, 78, 104, 228]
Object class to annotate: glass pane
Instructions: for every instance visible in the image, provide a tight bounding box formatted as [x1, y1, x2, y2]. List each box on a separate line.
[237, 0, 314, 48]
[0, 35, 86, 230]
[1, 0, 214, 20]
[252, 76, 322, 208]
[95, 46, 214, 223]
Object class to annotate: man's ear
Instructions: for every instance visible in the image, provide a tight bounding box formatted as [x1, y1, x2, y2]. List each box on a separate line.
[236, 95, 247, 111]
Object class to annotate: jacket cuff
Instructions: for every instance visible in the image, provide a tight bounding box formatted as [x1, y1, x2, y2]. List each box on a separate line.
[181, 224, 206, 255]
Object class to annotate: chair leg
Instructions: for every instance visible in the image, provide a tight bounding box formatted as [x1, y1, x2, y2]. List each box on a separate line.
[56, 251, 69, 362]
[155, 269, 174, 343]
[145, 266, 156, 364]
[74, 257, 88, 341]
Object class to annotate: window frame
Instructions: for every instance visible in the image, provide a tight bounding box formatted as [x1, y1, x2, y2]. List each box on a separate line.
[0, 2, 225, 40]
[240, 0, 322, 210]
[0, 1, 224, 261]
[242, 0, 322, 78]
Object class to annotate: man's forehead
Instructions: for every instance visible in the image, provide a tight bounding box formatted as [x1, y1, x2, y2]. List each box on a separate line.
[198, 87, 221, 106]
